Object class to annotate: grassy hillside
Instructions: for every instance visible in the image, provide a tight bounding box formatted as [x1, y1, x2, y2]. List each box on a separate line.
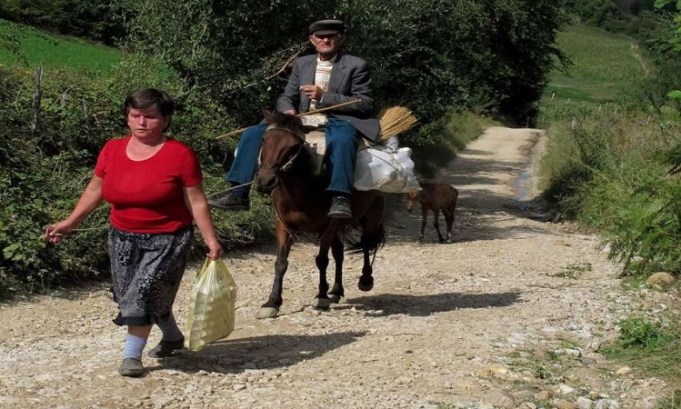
[0, 18, 121, 73]
[546, 25, 649, 104]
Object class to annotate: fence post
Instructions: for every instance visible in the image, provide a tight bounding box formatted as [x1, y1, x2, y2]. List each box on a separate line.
[31, 65, 43, 138]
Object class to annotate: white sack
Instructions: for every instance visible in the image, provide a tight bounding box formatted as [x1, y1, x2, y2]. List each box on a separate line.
[354, 137, 420, 193]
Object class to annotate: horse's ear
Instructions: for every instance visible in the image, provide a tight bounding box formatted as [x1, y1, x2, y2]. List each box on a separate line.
[263, 110, 275, 124]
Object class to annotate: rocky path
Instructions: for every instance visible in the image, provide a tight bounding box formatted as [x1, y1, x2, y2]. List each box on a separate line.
[0, 127, 676, 409]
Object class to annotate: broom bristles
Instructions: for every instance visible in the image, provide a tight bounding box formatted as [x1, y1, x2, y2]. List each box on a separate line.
[378, 106, 417, 141]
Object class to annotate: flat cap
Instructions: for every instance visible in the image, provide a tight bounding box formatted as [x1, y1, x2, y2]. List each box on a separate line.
[309, 19, 345, 36]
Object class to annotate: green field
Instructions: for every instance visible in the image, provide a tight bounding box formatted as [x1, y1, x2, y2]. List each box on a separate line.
[546, 25, 648, 103]
[0, 18, 122, 73]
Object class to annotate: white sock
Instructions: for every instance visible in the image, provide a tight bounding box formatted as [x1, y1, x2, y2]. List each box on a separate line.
[123, 334, 147, 359]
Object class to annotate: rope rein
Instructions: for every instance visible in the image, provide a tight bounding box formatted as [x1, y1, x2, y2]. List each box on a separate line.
[206, 181, 253, 199]
[46, 182, 255, 235]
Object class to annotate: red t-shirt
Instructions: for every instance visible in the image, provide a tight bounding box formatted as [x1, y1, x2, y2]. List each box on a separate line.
[94, 136, 202, 233]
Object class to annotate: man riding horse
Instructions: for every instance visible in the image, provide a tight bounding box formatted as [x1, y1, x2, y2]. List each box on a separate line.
[209, 19, 380, 219]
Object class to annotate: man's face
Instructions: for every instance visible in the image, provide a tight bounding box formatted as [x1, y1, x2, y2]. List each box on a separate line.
[309, 33, 343, 57]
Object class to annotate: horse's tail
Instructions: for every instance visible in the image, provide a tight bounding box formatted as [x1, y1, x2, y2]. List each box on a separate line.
[346, 221, 386, 258]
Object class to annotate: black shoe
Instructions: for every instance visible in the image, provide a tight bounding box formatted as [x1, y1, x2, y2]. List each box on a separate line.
[148, 337, 185, 358]
[208, 191, 250, 210]
[328, 196, 352, 219]
[118, 358, 144, 377]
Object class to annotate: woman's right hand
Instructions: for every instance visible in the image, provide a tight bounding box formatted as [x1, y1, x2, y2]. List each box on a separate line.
[206, 240, 224, 260]
[45, 221, 75, 244]
[45, 175, 103, 244]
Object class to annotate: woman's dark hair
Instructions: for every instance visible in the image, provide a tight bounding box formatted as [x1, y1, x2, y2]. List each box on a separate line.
[123, 89, 175, 131]
[123, 88, 175, 118]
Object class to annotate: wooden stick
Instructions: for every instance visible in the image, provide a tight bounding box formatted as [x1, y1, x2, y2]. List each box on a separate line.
[297, 98, 363, 116]
[215, 99, 363, 139]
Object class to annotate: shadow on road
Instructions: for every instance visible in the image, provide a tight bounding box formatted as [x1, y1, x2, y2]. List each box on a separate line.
[150, 331, 368, 375]
[346, 291, 522, 317]
[385, 195, 554, 245]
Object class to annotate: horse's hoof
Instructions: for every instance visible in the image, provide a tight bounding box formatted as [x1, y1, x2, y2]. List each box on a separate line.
[328, 294, 345, 304]
[358, 277, 374, 292]
[314, 298, 331, 310]
[257, 307, 279, 319]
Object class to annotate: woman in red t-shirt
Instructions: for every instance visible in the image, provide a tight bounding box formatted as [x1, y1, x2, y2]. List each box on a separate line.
[45, 89, 223, 377]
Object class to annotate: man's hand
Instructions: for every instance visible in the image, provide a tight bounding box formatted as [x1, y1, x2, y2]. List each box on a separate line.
[300, 84, 324, 101]
[282, 109, 296, 116]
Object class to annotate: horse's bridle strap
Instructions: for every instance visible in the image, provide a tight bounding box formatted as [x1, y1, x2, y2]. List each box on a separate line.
[261, 126, 307, 173]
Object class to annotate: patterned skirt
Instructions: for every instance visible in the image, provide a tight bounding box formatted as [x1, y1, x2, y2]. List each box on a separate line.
[108, 226, 193, 326]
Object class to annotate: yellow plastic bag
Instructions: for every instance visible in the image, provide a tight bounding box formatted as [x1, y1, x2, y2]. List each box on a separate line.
[185, 258, 237, 352]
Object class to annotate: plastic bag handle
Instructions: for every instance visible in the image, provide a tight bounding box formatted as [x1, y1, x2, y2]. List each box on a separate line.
[196, 257, 211, 282]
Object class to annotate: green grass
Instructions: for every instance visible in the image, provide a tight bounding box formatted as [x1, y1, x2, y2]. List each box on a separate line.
[0, 18, 122, 73]
[603, 318, 681, 405]
[546, 25, 648, 104]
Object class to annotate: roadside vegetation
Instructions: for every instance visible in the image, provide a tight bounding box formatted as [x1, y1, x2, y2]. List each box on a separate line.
[538, 1, 681, 403]
[539, 18, 681, 277]
[603, 317, 681, 408]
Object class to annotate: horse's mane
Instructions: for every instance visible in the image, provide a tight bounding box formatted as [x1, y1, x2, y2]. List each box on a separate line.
[264, 111, 303, 133]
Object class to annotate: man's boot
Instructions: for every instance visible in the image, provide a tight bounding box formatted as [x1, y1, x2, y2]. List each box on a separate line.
[208, 185, 250, 210]
[328, 196, 352, 219]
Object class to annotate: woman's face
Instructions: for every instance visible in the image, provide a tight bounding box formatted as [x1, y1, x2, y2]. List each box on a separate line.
[126, 106, 169, 141]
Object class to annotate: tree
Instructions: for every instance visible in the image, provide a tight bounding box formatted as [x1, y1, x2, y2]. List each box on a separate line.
[118, 0, 566, 126]
[653, 0, 681, 173]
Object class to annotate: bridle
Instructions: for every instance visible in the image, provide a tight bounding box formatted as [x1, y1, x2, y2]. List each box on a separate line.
[259, 125, 307, 173]
[258, 125, 309, 238]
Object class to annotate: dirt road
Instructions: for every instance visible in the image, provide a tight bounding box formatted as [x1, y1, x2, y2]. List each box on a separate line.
[0, 127, 674, 409]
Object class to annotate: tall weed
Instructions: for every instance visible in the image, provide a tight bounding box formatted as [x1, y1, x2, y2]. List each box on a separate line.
[540, 100, 681, 275]
[603, 317, 681, 396]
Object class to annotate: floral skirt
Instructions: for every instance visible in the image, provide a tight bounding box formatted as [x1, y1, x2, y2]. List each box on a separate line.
[108, 226, 193, 326]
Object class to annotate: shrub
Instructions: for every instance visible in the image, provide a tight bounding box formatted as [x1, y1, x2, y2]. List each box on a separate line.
[0, 58, 271, 298]
[612, 317, 676, 350]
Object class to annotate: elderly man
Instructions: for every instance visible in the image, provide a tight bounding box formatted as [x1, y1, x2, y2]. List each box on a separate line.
[209, 19, 379, 218]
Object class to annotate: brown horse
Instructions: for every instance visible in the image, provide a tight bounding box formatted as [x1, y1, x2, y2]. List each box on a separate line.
[406, 182, 459, 243]
[253, 112, 385, 318]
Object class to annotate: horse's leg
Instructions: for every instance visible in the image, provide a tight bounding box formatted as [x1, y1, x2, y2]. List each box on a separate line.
[419, 205, 428, 242]
[358, 197, 384, 292]
[258, 221, 292, 319]
[433, 209, 445, 243]
[328, 233, 345, 303]
[314, 226, 335, 310]
[445, 206, 455, 242]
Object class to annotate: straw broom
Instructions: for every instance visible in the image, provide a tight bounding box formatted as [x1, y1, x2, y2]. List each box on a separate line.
[378, 106, 418, 142]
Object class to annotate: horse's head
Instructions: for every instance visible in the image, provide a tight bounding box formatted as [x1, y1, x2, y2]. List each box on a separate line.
[255, 112, 306, 194]
[405, 190, 421, 211]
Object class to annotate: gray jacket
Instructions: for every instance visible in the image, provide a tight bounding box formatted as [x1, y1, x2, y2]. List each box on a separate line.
[276, 53, 380, 141]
